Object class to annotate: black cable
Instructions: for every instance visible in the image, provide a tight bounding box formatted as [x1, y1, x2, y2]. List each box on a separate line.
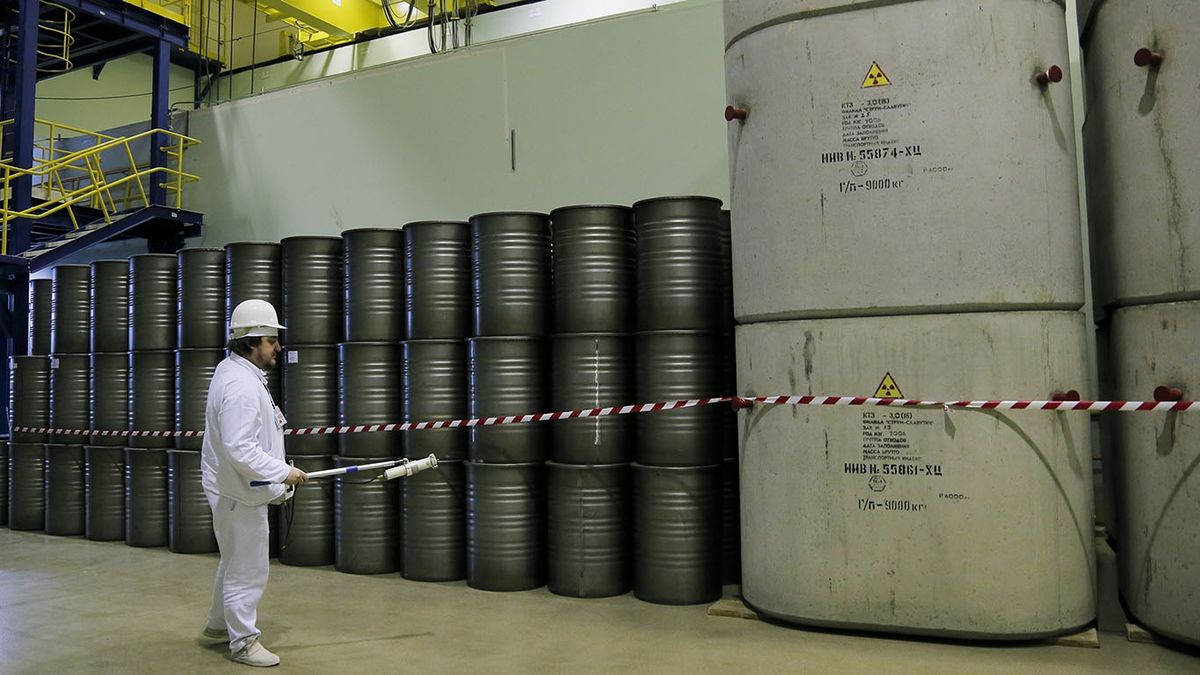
[38, 84, 194, 101]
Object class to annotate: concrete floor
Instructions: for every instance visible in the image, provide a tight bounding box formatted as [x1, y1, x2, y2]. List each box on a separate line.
[1, 529, 1197, 674]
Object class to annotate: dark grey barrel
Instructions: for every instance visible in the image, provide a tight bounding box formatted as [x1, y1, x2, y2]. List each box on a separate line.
[721, 458, 740, 585]
[468, 337, 546, 463]
[51, 264, 91, 354]
[338, 342, 402, 458]
[721, 332, 737, 460]
[89, 352, 129, 446]
[547, 462, 632, 598]
[168, 449, 217, 553]
[225, 242, 283, 323]
[466, 461, 545, 591]
[633, 463, 722, 605]
[10, 355, 50, 443]
[550, 205, 636, 333]
[175, 349, 223, 450]
[635, 331, 723, 467]
[283, 346, 338, 456]
[90, 260, 130, 353]
[550, 334, 633, 464]
[402, 340, 466, 461]
[279, 455, 335, 567]
[634, 196, 724, 331]
[0, 437, 7, 526]
[130, 350, 175, 448]
[470, 212, 552, 337]
[282, 235, 343, 345]
[334, 455, 399, 574]
[85, 445, 125, 541]
[125, 447, 169, 547]
[50, 354, 90, 443]
[8, 442, 45, 530]
[405, 221, 471, 339]
[44, 443, 85, 536]
[129, 254, 178, 351]
[401, 459, 466, 581]
[28, 278, 52, 355]
[178, 248, 227, 349]
[343, 228, 405, 342]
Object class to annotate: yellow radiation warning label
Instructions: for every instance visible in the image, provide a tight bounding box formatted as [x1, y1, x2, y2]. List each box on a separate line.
[861, 62, 891, 88]
[874, 372, 903, 399]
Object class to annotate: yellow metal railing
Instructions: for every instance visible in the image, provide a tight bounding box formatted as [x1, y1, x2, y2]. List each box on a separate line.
[36, 2, 75, 73]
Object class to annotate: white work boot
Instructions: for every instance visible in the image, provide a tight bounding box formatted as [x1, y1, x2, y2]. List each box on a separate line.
[231, 639, 281, 667]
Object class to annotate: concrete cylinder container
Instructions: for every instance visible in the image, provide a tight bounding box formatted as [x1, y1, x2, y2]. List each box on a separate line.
[0, 437, 7, 526]
[724, 0, 1083, 322]
[282, 235, 344, 346]
[85, 445, 125, 541]
[334, 455, 400, 574]
[547, 462, 632, 598]
[279, 455, 335, 567]
[404, 221, 471, 340]
[633, 463, 722, 605]
[550, 334, 634, 464]
[10, 355, 50, 443]
[125, 447, 169, 547]
[129, 254, 178, 352]
[49, 354, 89, 444]
[168, 449, 217, 554]
[90, 260, 130, 353]
[1107, 301, 1200, 646]
[635, 331, 724, 467]
[175, 349, 224, 450]
[44, 443, 85, 536]
[721, 458, 741, 585]
[550, 205, 636, 334]
[89, 352, 130, 446]
[1082, 1, 1200, 309]
[470, 212, 551, 337]
[634, 196, 724, 331]
[8, 442, 46, 530]
[466, 461, 545, 592]
[129, 350, 175, 449]
[282, 346, 339, 456]
[28, 278, 52, 356]
[343, 228, 405, 342]
[225, 242, 283, 326]
[401, 459, 466, 582]
[402, 340, 467, 461]
[736, 311, 1095, 638]
[338, 342, 402, 458]
[468, 337, 546, 463]
[177, 248, 227, 349]
[51, 264, 90, 354]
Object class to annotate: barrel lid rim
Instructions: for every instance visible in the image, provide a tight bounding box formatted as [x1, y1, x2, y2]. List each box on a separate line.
[545, 460, 631, 469]
[341, 227, 404, 235]
[630, 462, 723, 471]
[631, 195, 724, 209]
[224, 241, 283, 248]
[129, 253, 178, 260]
[468, 211, 551, 220]
[549, 204, 634, 214]
[280, 234, 344, 242]
[90, 258, 133, 265]
[464, 460, 544, 468]
[177, 246, 226, 253]
[337, 341, 403, 347]
[403, 220, 470, 228]
[401, 338, 468, 345]
[466, 335, 544, 342]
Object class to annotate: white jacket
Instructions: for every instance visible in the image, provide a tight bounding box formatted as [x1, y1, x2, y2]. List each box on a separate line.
[201, 354, 290, 506]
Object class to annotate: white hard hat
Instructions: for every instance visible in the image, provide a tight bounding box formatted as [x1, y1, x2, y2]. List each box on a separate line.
[229, 299, 286, 339]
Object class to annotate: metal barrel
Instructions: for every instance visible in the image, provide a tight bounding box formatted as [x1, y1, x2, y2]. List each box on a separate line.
[175, 349, 223, 450]
[635, 330, 724, 466]
[550, 334, 634, 464]
[90, 260, 130, 353]
[89, 352, 130, 447]
[402, 340, 467, 461]
[279, 455, 336, 567]
[334, 455, 400, 574]
[633, 196, 724, 331]
[177, 248, 227, 349]
[721, 331, 737, 461]
[282, 346, 339, 456]
[468, 337, 546, 463]
[282, 235, 344, 346]
[0, 437, 7, 526]
[338, 342, 402, 458]
[168, 449, 217, 553]
[225, 242, 283, 324]
[129, 350, 175, 448]
[129, 254, 178, 352]
[85, 445, 125, 541]
[44, 443, 85, 536]
[546, 462, 632, 598]
[721, 458, 741, 585]
[343, 228, 405, 342]
[470, 212, 552, 337]
[8, 442, 46, 530]
[401, 458, 466, 581]
[550, 205, 636, 333]
[28, 278, 52, 355]
[49, 354, 90, 443]
[718, 209, 733, 329]
[633, 462, 722, 605]
[51, 264, 91, 354]
[125, 447, 169, 547]
[466, 461, 545, 591]
[10, 355, 50, 443]
[405, 221, 471, 340]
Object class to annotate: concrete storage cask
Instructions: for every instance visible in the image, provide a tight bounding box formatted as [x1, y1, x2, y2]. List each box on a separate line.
[338, 342, 402, 458]
[130, 350, 175, 449]
[550, 205, 636, 334]
[736, 312, 1094, 638]
[282, 236, 343, 345]
[633, 463, 722, 605]
[89, 352, 129, 446]
[550, 334, 633, 464]
[466, 461, 545, 591]
[724, 0, 1083, 321]
[402, 340, 466, 461]
[177, 248, 227, 349]
[168, 450, 217, 554]
[343, 229, 404, 342]
[129, 254, 178, 351]
[10, 355, 50, 443]
[634, 197, 724, 331]
[51, 264, 90, 354]
[279, 455, 335, 567]
[175, 349, 223, 450]
[49, 354, 89, 443]
[1107, 301, 1200, 646]
[8, 442, 45, 530]
[125, 448, 169, 547]
[401, 459, 466, 582]
[635, 330, 723, 467]
[546, 462, 632, 598]
[468, 337, 546, 463]
[28, 278, 51, 355]
[44, 443, 85, 536]
[334, 456, 399, 574]
[90, 260, 130, 353]
[283, 346, 339, 456]
[85, 445, 125, 541]
[404, 221, 470, 340]
[470, 212, 551, 337]
[225, 242, 283, 323]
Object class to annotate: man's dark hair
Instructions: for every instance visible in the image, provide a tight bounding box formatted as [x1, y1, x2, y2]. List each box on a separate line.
[227, 336, 264, 358]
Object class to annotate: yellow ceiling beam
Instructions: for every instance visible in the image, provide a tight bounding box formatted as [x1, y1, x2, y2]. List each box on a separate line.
[254, 0, 386, 36]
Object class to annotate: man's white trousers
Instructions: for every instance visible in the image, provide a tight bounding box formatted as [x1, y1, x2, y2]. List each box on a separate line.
[205, 492, 269, 653]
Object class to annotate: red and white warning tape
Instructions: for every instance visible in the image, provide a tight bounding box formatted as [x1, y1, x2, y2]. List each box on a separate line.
[11, 394, 1197, 438]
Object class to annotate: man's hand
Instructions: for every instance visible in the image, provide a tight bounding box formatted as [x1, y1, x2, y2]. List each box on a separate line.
[283, 467, 309, 486]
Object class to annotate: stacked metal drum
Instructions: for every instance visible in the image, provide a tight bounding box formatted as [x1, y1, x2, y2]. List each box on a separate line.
[9, 280, 52, 530]
[1082, 1, 1199, 647]
[725, 0, 1094, 638]
[45, 265, 90, 536]
[467, 212, 551, 591]
[87, 259, 130, 542]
